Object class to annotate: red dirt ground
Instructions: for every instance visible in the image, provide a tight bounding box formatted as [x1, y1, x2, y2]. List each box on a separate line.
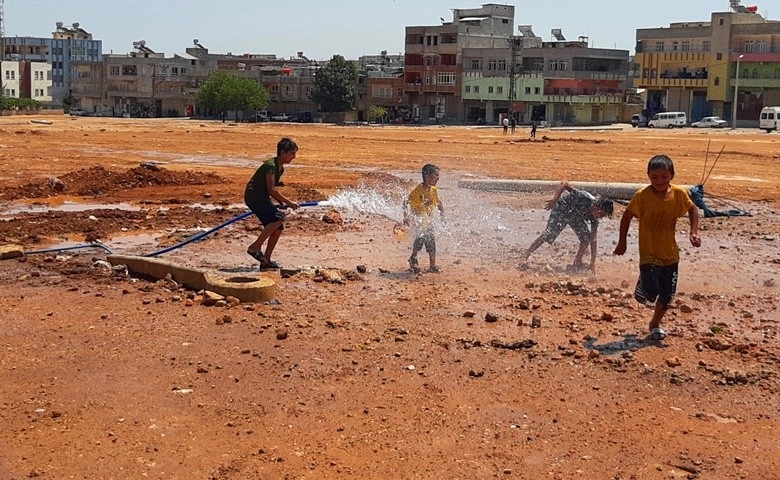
[0, 116, 778, 479]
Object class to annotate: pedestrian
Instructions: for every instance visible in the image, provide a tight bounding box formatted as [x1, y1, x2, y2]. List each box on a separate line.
[502, 116, 509, 135]
[510, 115, 517, 134]
[519, 181, 613, 273]
[613, 154, 701, 341]
[530, 122, 537, 139]
[245, 137, 300, 269]
[403, 164, 445, 273]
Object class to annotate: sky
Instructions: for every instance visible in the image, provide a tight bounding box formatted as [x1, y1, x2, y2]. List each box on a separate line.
[5, 1, 770, 60]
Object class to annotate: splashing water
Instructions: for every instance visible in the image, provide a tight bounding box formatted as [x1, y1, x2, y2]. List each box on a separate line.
[321, 185, 407, 222]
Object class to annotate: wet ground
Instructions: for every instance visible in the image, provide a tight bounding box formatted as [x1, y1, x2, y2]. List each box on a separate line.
[0, 117, 778, 479]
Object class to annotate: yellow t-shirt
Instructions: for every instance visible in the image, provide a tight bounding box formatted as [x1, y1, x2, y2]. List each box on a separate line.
[407, 183, 441, 229]
[627, 184, 694, 266]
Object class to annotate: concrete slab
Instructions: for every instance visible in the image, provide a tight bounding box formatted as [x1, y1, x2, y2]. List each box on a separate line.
[0, 244, 25, 260]
[107, 254, 276, 303]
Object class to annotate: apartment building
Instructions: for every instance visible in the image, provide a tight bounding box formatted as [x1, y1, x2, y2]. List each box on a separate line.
[634, 0, 780, 125]
[2, 22, 102, 103]
[404, 3, 515, 122]
[1, 60, 20, 97]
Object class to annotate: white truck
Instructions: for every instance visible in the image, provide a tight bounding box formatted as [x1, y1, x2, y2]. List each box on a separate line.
[759, 106, 780, 132]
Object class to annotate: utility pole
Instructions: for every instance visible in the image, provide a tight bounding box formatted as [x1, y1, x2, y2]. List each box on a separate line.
[507, 35, 524, 122]
[0, 0, 6, 61]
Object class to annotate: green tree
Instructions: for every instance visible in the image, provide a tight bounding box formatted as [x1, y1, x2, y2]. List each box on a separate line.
[368, 105, 388, 123]
[312, 55, 358, 113]
[61, 94, 77, 112]
[195, 70, 269, 120]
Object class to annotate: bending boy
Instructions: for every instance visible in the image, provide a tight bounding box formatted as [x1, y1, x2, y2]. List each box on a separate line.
[520, 181, 613, 273]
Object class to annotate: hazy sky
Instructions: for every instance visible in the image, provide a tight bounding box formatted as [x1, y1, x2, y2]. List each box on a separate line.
[5, 1, 767, 60]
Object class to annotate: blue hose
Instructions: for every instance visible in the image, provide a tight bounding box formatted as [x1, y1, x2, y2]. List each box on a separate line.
[143, 201, 324, 257]
[19, 201, 326, 258]
[24, 242, 115, 256]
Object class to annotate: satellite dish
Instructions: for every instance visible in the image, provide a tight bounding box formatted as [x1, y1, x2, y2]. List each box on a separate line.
[193, 38, 199, 45]
[56, 21, 64, 28]
[72, 22, 80, 29]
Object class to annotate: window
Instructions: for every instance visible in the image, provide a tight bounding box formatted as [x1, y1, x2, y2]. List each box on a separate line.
[473, 86, 479, 93]
[534, 87, 540, 94]
[488, 86, 494, 93]
[470, 59, 481, 70]
[488, 60, 497, 71]
[497, 86, 503, 94]
[465, 85, 471, 93]
[757, 41, 769, 53]
[672, 41, 679, 51]
[703, 41, 711, 52]
[437, 72, 455, 86]
[682, 41, 690, 51]
[718, 18, 725, 26]
[655, 41, 665, 52]
[497, 60, 507, 71]
[745, 41, 755, 52]
[716, 52, 723, 61]
[714, 76, 720, 86]
[525, 87, 531, 94]
[110, 65, 120, 75]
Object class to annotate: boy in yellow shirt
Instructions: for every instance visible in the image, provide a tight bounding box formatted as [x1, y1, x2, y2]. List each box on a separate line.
[403, 164, 445, 273]
[614, 155, 701, 341]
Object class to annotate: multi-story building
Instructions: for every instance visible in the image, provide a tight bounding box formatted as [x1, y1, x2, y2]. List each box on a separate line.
[634, 0, 780, 125]
[404, 3, 515, 122]
[103, 41, 200, 117]
[2, 22, 101, 103]
[1, 60, 52, 103]
[1, 60, 21, 97]
[460, 25, 629, 125]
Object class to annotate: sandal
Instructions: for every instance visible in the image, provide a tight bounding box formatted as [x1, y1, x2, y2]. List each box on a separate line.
[247, 250, 266, 263]
[408, 256, 421, 273]
[649, 327, 667, 341]
[263, 259, 281, 269]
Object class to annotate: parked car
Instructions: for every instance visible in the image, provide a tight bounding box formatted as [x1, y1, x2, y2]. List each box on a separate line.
[759, 106, 780, 132]
[691, 116, 727, 128]
[270, 113, 291, 122]
[244, 112, 270, 123]
[630, 114, 645, 128]
[295, 111, 316, 123]
[647, 111, 687, 128]
[68, 108, 87, 116]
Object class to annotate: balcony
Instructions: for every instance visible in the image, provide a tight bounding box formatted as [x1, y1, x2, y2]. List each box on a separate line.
[544, 93, 624, 105]
[636, 77, 708, 88]
[404, 83, 457, 94]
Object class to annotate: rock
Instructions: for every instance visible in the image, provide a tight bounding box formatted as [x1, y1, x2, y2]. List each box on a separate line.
[201, 290, 225, 306]
[665, 357, 682, 367]
[531, 315, 542, 328]
[225, 296, 240, 307]
[139, 162, 161, 171]
[356, 264, 367, 274]
[600, 312, 614, 322]
[276, 329, 288, 340]
[321, 209, 343, 224]
[485, 312, 499, 323]
[47, 176, 66, 192]
[679, 304, 694, 313]
[0, 244, 25, 260]
[463, 310, 476, 318]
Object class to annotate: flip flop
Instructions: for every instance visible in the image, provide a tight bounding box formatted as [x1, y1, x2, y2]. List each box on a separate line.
[649, 327, 667, 341]
[247, 250, 266, 263]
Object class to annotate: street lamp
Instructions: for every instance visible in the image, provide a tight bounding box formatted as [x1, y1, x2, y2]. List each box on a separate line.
[731, 54, 744, 129]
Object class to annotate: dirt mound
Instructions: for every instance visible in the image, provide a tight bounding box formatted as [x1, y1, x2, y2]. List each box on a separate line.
[0, 164, 227, 200]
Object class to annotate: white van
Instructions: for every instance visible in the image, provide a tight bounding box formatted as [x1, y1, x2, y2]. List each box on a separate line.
[647, 111, 687, 128]
[759, 106, 780, 132]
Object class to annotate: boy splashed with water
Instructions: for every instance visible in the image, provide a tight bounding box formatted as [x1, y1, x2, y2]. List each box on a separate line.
[403, 164, 445, 273]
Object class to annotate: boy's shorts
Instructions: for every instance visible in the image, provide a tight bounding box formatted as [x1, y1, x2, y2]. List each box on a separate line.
[634, 263, 678, 309]
[246, 197, 284, 227]
[413, 231, 436, 253]
[541, 212, 590, 244]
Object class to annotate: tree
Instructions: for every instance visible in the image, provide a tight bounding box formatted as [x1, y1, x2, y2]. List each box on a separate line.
[312, 55, 358, 113]
[368, 105, 388, 124]
[195, 70, 269, 120]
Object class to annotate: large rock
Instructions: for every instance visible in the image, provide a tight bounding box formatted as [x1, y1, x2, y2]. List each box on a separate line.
[0, 244, 25, 260]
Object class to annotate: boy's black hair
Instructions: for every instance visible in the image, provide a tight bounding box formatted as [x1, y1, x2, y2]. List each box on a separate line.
[277, 137, 298, 156]
[421, 163, 439, 179]
[596, 197, 614, 217]
[647, 154, 674, 175]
